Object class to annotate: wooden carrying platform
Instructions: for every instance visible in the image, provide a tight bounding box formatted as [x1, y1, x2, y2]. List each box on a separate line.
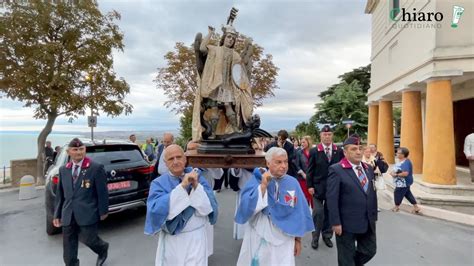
[185, 150, 266, 168]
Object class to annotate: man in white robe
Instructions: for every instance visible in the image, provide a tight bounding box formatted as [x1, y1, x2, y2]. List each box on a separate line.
[230, 168, 253, 240]
[144, 145, 218, 266]
[235, 147, 314, 266]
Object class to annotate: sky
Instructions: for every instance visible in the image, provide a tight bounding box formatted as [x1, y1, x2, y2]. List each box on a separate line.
[0, 0, 371, 133]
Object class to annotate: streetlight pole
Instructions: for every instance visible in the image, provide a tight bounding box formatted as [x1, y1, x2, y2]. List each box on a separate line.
[86, 73, 94, 142]
[90, 83, 94, 142]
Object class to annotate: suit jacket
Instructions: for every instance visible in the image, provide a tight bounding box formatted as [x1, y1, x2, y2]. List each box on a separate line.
[326, 158, 378, 234]
[306, 143, 344, 200]
[54, 157, 109, 226]
[264, 140, 298, 177]
[295, 148, 311, 181]
[153, 143, 165, 178]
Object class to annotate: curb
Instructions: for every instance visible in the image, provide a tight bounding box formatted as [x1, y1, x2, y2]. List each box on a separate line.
[0, 185, 45, 193]
[378, 189, 474, 227]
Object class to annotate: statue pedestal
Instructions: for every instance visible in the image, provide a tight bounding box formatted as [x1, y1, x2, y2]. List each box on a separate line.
[185, 150, 266, 168]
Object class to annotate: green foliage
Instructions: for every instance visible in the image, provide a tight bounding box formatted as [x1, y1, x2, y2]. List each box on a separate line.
[0, 0, 131, 181]
[0, 0, 132, 119]
[297, 64, 371, 143]
[293, 120, 320, 142]
[174, 110, 193, 149]
[311, 81, 368, 142]
[319, 65, 371, 99]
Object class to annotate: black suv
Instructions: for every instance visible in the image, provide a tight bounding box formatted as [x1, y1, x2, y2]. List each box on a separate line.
[45, 139, 154, 235]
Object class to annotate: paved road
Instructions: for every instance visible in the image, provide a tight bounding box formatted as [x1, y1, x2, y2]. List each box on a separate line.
[0, 187, 473, 266]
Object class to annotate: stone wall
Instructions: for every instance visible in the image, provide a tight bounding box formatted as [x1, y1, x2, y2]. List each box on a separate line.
[11, 159, 37, 187]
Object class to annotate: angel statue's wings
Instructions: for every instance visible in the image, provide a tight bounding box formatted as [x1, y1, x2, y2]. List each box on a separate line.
[240, 38, 254, 80]
[194, 32, 207, 78]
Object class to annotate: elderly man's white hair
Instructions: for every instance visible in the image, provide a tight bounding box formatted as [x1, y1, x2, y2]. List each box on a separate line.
[265, 147, 288, 161]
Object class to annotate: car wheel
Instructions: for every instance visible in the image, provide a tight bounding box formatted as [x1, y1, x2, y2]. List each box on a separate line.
[46, 212, 61, 235]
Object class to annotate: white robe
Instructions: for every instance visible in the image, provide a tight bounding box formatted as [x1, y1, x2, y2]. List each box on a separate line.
[155, 184, 213, 266]
[201, 168, 224, 188]
[237, 184, 295, 266]
[200, 168, 223, 256]
[231, 168, 253, 240]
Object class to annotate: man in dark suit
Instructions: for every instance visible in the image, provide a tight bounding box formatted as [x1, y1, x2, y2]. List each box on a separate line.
[54, 138, 109, 266]
[306, 125, 344, 249]
[327, 135, 378, 266]
[264, 129, 298, 177]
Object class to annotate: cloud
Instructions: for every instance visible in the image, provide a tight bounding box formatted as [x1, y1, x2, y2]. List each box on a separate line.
[0, 0, 371, 133]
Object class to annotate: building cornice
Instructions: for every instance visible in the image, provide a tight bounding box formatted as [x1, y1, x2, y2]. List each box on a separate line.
[367, 56, 474, 97]
[420, 70, 464, 83]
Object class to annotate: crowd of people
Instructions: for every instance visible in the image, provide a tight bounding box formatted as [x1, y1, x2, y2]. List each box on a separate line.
[43, 140, 61, 174]
[51, 126, 429, 266]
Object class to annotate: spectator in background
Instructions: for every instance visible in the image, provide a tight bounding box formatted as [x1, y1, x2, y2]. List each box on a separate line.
[364, 145, 386, 212]
[53, 146, 61, 162]
[293, 137, 301, 151]
[150, 137, 157, 149]
[154, 133, 174, 177]
[252, 137, 264, 152]
[143, 138, 156, 162]
[129, 134, 137, 144]
[464, 131, 474, 182]
[295, 135, 313, 208]
[362, 146, 378, 174]
[369, 143, 389, 173]
[213, 168, 229, 193]
[44, 140, 54, 174]
[390, 147, 421, 214]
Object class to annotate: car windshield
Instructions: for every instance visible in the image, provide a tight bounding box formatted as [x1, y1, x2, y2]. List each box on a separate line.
[86, 145, 144, 165]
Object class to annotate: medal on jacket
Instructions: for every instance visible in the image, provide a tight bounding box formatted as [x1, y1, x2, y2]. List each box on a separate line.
[84, 179, 91, 188]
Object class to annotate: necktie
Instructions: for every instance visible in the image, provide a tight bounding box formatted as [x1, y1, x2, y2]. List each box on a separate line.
[325, 147, 331, 162]
[72, 165, 80, 183]
[356, 166, 368, 192]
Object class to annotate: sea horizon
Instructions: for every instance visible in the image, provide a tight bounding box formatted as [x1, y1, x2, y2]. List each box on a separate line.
[0, 130, 178, 167]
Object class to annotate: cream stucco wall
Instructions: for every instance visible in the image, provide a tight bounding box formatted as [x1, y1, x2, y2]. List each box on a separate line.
[367, 0, 474, 103]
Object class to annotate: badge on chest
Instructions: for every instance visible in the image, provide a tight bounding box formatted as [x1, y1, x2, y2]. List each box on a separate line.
[81, 179, 91, 189]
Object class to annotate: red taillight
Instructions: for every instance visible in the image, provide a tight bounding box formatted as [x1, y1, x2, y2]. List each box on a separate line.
[135, 165, 154, 175]
[52, 175, 59, 185]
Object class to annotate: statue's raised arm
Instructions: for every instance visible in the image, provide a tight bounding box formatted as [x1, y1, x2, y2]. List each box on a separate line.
[194, 26, 215, 78]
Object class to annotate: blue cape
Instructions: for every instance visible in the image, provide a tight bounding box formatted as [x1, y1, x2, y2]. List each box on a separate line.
[235, 168, 314, 237]
[144, 167, 218, 235]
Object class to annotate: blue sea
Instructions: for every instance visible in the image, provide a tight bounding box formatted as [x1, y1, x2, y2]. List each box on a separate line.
[0, 132, 82, 167]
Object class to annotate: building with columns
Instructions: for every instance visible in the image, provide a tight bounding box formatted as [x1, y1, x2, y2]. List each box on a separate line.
[365, 0, 473, 185]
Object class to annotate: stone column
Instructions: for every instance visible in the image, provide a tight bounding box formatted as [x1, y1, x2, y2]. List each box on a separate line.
[368, 104, 379, 146]
[422, 79, 456, 185]
[377, 100, 394, 164]
[400, 91, 423, 174]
